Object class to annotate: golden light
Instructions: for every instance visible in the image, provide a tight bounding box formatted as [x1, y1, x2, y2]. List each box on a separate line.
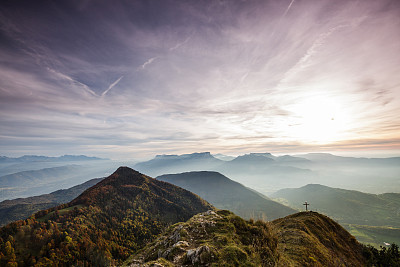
[287, 94, 352, 143]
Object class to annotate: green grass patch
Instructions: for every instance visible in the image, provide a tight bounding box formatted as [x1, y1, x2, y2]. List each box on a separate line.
[343, 224, 400, 248]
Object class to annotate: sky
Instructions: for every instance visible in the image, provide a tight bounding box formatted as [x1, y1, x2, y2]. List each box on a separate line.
[0, 0, 400, 160]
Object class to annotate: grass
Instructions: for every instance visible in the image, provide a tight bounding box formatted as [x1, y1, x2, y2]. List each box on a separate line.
[343, 224, 400, 248]
[273, 211, 366, 266]
[124, 210, 279, 266]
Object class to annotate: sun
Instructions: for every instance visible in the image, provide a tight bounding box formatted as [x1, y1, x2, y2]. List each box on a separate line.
[286, 95, 350, 143]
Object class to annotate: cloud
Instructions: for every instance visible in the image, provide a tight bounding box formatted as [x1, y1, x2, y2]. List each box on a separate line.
[169, 35, 192, 51]
[102, 75, 124, 96]
[46, 68, 98, 97]
[139, 57, 158, 70]
[0, 0, 399, 158]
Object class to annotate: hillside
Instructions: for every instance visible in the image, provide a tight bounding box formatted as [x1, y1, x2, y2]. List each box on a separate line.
[0, 167, 213, 266]
[125, 211, 370, 266]
[273, 212, 367, 266]
[0, 178, 103, 226]
[271, 184, 400, 227]
[157, 171, 295, 220]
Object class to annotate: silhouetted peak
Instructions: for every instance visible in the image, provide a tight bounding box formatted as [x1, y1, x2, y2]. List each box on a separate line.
[113, 166, 141, 176]
[103, 166, 148, 186]
[71, 166, 147, 205]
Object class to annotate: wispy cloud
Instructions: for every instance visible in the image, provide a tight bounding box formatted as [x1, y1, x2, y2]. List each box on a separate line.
[169, 35, 192, 51]
[139, 57, 158, 70]
[46, 68, 98, 97]
[102, 75, 123, 96]
[0, 0, 399, 158]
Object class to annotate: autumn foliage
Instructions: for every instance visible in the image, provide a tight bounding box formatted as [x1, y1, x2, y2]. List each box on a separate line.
[0, 167, 213, 266]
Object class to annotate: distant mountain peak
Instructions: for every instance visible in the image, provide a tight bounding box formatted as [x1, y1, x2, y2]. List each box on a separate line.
[183, 152, 212, 157]
[154, 152, 214, 160]
[212, 153, 235, 161]
[249, 152, 274, 157]
[232, 153, 275, 162]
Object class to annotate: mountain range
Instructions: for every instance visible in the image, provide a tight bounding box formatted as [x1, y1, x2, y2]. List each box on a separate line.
[134, 152, 316, 194]
[2, 151, 398, 205]
[0, 166, 396, 266]
[134, 152, 400, 194]
[1, 170, 294, 226]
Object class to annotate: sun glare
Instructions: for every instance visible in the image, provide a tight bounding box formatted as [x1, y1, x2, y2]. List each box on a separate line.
[287, 95, 351, 143]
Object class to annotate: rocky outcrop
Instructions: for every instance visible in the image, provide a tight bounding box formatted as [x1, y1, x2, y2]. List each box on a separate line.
[124, 210, 279, 266]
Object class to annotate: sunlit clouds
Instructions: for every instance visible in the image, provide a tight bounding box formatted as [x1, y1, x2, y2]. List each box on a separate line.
[0, 0, 399, 159]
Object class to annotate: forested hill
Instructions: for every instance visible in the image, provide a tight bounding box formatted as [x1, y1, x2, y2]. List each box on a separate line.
[0, 167, 213, 266]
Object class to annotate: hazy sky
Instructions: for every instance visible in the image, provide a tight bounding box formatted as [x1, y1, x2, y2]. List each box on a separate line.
[1, 0, 400, 159]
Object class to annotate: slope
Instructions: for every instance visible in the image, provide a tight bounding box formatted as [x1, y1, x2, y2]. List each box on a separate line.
[0, 167, 213, 266]
[125, 211, 369, 266]
[271, 184, 400, 227]
[124, 210, 280, 266]
[0, 178, 103, 226]
[273, 211, 367, 266]
[157, 171, 295, 220]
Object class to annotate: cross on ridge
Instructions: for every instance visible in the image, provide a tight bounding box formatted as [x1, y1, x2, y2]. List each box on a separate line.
[303, 201, 310, 211]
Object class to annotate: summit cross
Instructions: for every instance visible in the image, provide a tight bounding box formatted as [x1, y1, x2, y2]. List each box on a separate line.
[303, 201, 310, 211]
